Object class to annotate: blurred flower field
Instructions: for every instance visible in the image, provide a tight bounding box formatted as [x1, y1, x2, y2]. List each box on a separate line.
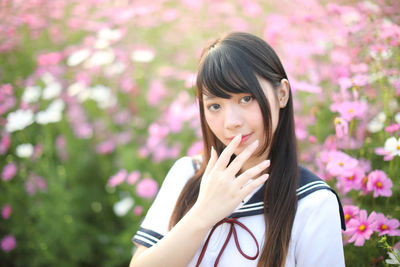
[0, 0, 399, 266]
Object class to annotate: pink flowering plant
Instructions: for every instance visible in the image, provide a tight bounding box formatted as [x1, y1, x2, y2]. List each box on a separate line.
[0, 0, 399, 266]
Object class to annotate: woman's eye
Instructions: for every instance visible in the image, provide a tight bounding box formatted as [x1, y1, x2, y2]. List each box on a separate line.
[207, 104, 220, 111]
[240, 95, 253, 104]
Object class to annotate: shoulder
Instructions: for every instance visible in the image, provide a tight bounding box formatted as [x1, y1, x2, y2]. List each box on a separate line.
[170, 156, 196, 172]
[162, 156, 197, 186]
[297, 166, 331, 200]
[297, 189, 338, 212]
[296, 165, 345, 228]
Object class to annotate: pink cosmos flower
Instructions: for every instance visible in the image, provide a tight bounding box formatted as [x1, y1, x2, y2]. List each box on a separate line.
[56, 135, 68, 161]
[308, 135, 317, 144]
[375, 147, 394, 161]
[136, 178, 158, 199]
[330, 100, 367, 122]
[115, 132, 132, 145]
[32, 144, 43, 160]
[1, 163, 17, 181]
[374, 213, 400, 236]
[112, 110, 131, 125]
[37, 52, 62, 66]
[107, 170, 127, 187]
[187, 141, 203, 156]
[0, 133, 10, 155]
[1, 235, 16, 252]
[25, 174, 47, 195]
[360, 174, 370, 195]
[147, 79, 167, 106]
[326, 150, 358, 177]
[126, 171, 140, 185]
[385, 123, 400, 133]
[343, 205, 360, 224]
[367, 170, 393, 197]
[138, 147, 149, 158]
[133, 205, 143, 216]
[0, 84, 16, 116]
[334, 117, 348, 138]
[346, 210, 376, 246]
[336, 167, 364, 194]
[152, 143, 168, 163]
[240, 0, 261, 16]
[1, 204, 12, 219]
[96, 139, 116, 155]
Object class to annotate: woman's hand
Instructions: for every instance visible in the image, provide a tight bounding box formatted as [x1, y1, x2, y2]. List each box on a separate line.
[193, 134, 270, 228]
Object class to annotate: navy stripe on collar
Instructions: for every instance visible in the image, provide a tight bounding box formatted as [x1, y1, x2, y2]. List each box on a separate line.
[228, 166, 346, 231]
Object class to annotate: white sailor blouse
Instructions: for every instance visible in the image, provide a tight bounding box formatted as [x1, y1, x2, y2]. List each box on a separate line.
[132, 157, 346, 267]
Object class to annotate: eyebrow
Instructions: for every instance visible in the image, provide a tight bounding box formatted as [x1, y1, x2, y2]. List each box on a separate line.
[203, 95, 217, 100]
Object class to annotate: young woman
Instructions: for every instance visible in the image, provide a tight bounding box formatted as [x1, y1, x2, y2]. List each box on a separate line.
[130, 32, 346, 267]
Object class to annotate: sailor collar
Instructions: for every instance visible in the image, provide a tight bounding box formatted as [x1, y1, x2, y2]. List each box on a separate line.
[226, 165, 346, 231]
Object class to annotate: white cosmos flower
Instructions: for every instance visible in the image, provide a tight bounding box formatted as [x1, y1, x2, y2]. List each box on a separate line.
[104, 61, 126, 76]
[67, 82, 90, 102]
[376, 111, 386, 122]
[341, 10, 361, 26]
[41, 72, 55, 85]
[42, 82, 62, 100]
[94, 39, 110, 49]
[84, 49, 115, 68]
[67, 82, 86, 97]
[16, 143, 34, 158]
[395, 112, 400, 123]
[368, 111, 386, 133]
[36, 99, 65, 125]
[98, 28, 122, 41]
[367, 119, 384, 133]
[22, 86, 41, 103]
[113, 196, 134, 217]
[363, 1, 380, 13]
[384, 137, 400, 157]
[131, 49, 155, 62]
[369, 71, 384, 82]
[67, 49, 91, 67]
[5, 109, 34, 132]
[89, 85, 116, 109]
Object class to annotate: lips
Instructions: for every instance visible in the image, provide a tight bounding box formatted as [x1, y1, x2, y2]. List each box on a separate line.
[228, 133, 252, 144]
[240, 134, 251, 144]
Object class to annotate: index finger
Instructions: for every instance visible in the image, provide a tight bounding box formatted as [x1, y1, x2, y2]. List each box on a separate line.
[213, 134, 242, 170]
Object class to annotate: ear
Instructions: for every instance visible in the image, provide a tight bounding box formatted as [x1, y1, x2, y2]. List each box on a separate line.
[278, 79, 290, 108]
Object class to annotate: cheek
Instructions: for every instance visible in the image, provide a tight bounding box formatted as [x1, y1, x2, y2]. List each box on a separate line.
[205, 112, 222, 136]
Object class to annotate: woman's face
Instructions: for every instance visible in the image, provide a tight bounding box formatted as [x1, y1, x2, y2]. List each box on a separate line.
[203, 78, 281, 163]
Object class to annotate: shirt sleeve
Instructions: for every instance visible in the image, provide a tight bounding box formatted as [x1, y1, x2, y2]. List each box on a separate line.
[131, 156, 196, 248]
[293, 190, 345, 267]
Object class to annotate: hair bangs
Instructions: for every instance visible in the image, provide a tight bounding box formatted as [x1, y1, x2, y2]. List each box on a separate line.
[196, 46, 256, 99]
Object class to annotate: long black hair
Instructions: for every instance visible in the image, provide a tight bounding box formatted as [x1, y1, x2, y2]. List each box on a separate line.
[170, 32, 299, 267]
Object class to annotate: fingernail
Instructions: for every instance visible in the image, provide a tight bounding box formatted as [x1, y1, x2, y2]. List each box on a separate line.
[235, 134, 242, 141]
[262, 160, 270, 167]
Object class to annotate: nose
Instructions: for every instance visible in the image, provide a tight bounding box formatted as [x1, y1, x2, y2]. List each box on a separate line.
[224, 104, 243, 130]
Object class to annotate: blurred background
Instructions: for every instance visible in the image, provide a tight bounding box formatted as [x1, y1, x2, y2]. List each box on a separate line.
[0, 0, 399, 266]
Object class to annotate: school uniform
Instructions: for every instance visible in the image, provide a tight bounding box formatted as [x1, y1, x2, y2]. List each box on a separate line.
[132, 157, 346, 267]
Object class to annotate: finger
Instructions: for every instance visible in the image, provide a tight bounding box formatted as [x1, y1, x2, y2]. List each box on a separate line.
[203, 146, 218, 179]
[234, 159, 270, 188]
[227, 139, 260, 176]
[239, 173, 269, 199]
[214, 134, 242, 170]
